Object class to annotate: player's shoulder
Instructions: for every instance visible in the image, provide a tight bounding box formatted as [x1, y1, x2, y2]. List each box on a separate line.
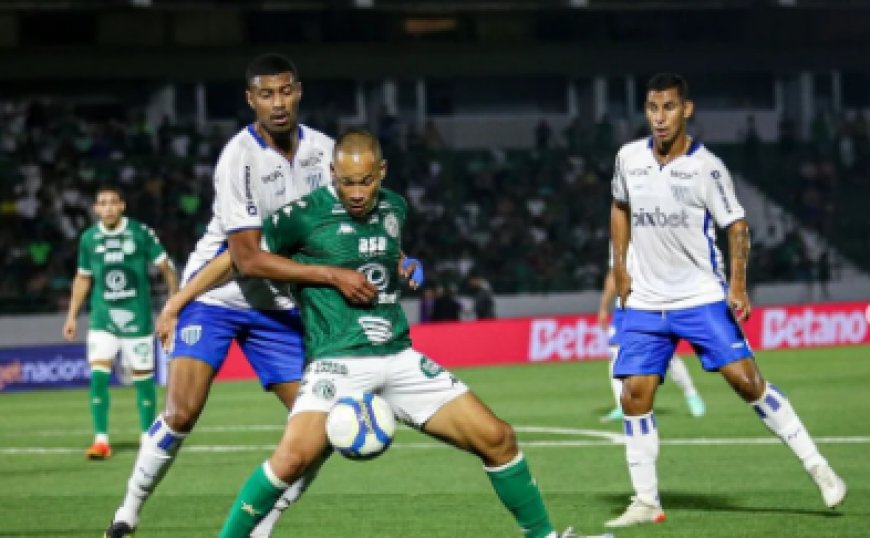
[299, 124, 335, 151]
[689, 142, 731, 176]
[616, 137, 652, 161]
[379, 187, 409, 214]
[126, 217, 158, 236]
[215, 125, 263, 167]
[278, 185, 332, 217]
[79, 223, 99, 241]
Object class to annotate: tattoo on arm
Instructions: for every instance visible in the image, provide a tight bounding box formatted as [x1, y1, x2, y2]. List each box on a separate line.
[727, 220, 751, 285]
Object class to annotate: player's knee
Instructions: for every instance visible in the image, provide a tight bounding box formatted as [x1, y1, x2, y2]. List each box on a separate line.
[269, 448, 314, 483]
[162, 396, 204, 433]
[475, 419, 517, 463]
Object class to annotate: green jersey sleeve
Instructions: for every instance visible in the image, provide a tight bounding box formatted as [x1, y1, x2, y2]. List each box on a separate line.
[143, 224, 168, 264]
[262, 202, 309, 255]
[77, 231, 93, 275]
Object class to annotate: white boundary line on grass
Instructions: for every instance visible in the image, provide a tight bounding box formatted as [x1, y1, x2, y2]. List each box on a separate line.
[2, 424, 870, 454]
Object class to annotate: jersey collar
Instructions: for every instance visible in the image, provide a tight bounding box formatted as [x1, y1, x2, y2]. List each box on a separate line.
[647, 136, 703, 163]
[247, 123, 305, 150]
[98, 216, 128, 236]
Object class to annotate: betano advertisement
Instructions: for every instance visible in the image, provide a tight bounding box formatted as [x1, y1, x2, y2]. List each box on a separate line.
[214, 301, 870, 380]
[2, 301, 866, 390]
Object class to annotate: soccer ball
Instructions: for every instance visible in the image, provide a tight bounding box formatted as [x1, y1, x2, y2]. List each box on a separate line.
[326, 392, 396, 460]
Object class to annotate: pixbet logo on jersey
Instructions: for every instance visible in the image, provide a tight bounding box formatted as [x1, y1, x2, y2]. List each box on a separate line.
[632, 207, 690, 228]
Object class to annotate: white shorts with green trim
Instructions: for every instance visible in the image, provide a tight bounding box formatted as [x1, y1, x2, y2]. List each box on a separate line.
[87, 330, 155, 371]
[291, 347, 469, 428]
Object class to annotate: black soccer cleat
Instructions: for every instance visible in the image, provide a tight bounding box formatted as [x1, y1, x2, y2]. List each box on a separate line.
[104, 521, 135, 537]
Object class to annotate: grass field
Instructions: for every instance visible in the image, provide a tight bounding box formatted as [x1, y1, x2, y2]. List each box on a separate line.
[1, 346, 868, 537]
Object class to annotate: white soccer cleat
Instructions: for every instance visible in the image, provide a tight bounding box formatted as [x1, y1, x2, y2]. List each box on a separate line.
[605, 496, 666, 528]
[810, 464, 847, 508]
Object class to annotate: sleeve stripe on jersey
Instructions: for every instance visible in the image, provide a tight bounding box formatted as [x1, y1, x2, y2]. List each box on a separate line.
[152, 252, 168, 265]
[77, 268, 92, 275]
[227, 225, 263, 234]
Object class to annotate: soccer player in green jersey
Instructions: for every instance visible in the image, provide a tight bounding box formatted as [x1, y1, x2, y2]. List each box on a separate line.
[63, 185, 178, 459]
[216, 129, 596, 538]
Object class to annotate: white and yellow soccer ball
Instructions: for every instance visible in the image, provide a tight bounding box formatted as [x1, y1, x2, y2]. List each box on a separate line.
[326, 392, 396, 460]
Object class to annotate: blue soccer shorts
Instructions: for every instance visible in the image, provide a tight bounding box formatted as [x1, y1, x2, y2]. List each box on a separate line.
[608, 308, 625, 347]
[613, 300, 752, 380]
[171, 301, 305, 389]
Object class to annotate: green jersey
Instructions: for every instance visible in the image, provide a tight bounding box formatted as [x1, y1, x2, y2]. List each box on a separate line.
[262, 185, 411, 361]
[77, 217, 167, 337]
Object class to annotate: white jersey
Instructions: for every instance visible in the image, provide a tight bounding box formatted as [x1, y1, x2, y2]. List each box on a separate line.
[612, 137, 745, 310]
[183, 124, 334, 310]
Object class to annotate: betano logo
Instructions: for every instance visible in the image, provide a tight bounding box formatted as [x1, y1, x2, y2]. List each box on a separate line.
[529, 319, 608, 361]
[761, 307, 868, 349]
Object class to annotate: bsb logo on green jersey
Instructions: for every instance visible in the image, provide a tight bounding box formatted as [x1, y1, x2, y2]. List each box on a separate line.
[358, 236, 387, 256]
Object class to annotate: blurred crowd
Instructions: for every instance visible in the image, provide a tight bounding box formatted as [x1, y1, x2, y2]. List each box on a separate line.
[0, 99, 862, 315]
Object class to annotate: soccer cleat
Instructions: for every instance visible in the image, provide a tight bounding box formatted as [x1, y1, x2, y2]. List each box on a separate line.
[686, 394, 706, 417]
[810, 464, 847, 508]
[104, 521, 135, 537]
[559, 526, 615, 538]
[605, 496, 666, 528]
[599, 407, 624, 423]
[86, 441, 112, 460]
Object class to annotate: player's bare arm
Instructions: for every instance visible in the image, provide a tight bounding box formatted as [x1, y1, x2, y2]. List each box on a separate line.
[63, 273, 92, 341]
[228, 228, 377, 305]
[598, 269, 617, 329]
[726, 218, 752, 321]
[157, 259, 179, 297]
[611, 200, 632, 307]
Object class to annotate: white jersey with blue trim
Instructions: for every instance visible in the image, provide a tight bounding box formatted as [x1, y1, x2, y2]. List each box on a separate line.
[612, 137, 745, 310]
[183, 123, 334, 310]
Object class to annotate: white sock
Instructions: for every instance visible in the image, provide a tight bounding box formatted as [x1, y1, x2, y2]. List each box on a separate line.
[623, 412, 660, 506]
[250, 450, 333, 537]
[751, 382, 827, 472]
[114, 415, 188, 527]
[668, 355, 698, 398]
[608, 348, 623, 409]
[95, 433, 109, 445]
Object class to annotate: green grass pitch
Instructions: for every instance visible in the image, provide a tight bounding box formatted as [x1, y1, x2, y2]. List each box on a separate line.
[1, 346, 868, 537]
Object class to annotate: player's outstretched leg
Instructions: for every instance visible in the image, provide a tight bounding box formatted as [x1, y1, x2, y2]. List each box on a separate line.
[722, 359, 846, 508]
[423, 392, 580, 538]
[601, 347, 624, 423]
[219, 412, 330, 538]
[106, 358, 213, 536]
[667, 355, 705, 417]
[607, 374, 666, 528]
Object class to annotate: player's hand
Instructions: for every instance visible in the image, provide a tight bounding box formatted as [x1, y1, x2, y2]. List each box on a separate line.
[398, 256, 424, 290]
[613, 265, 632, 308]
[155, 303, 180, 351]
[332, 268, 378, 305]
[596, 308, 610, 330]
[727, 284, 752, 322]
[62, 318, 77, 341]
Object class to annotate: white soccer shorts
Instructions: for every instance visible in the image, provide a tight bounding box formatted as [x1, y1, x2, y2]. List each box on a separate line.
[87, 330, 155, 371]
[291, 347, 469, 427]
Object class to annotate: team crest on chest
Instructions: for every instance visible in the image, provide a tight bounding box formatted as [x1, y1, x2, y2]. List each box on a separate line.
[383, 213, 399, 238]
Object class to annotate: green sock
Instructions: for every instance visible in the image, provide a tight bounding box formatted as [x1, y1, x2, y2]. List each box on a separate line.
[486, 453, 555, 538]
[89, 370, 111, 438]
[134, 376, 156, 432]
[219, 463, 285, 538]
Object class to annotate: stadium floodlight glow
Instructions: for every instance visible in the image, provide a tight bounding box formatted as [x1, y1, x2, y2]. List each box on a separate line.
[567, 0, 589, 7]
[354, 0, 375, 8]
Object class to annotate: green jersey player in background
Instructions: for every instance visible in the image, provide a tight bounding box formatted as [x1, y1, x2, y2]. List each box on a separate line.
[210, 129, 603, 538]
[63, 185, 178, 460]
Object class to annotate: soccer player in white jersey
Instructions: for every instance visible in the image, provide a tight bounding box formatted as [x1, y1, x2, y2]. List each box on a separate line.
[597, 250, 705, 423]
[105, 53, 380, 538]
[605, 73, 846, 528]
